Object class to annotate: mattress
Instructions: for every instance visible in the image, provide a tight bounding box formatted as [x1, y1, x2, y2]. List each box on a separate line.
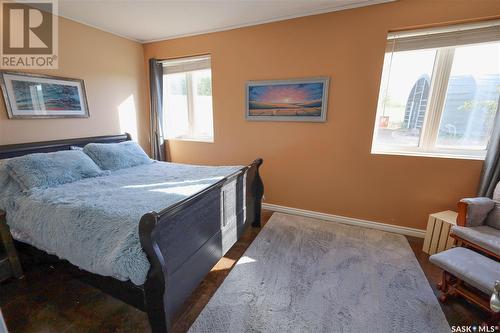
[4, 161, 243, 285]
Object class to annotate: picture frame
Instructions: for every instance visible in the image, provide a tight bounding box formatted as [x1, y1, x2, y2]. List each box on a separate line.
[0, 71, 90, 119]
[245, 77, 329, 122]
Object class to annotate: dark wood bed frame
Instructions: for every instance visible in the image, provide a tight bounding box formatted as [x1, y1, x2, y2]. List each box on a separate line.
[0, 133, 264, 333]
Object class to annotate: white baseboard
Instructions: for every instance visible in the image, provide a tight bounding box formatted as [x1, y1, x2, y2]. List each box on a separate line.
[262, 203, 426, 238]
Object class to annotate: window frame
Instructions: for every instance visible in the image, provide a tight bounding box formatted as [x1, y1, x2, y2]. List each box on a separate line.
[371, 39, 499, 160]
[162, 55, 214, 143]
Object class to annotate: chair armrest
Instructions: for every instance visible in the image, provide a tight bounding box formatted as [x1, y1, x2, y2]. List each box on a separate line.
[457, 201, 467, 226]
[456, 197, 495, 227]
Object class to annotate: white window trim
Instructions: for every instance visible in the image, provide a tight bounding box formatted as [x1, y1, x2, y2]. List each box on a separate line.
[371, 46, 489, 160]
[372, 21, 500, 160]
[371, 146, 486, 160]
[168, 135, 214, 143]
[162, 55, 214, 143]
[185, 72, 195, 139]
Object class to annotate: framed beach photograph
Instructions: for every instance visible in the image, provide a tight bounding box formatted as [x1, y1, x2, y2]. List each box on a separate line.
[0, 71, 89, 119]
[246, 77, 329, 122]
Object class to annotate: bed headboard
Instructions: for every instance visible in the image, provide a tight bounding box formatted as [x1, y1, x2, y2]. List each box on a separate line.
[0, 133, 131, 160]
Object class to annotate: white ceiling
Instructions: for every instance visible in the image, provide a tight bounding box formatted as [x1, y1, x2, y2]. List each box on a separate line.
[57, 0, 393, 43]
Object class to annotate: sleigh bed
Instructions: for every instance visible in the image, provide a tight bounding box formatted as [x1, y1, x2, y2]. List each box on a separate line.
[0, 133, 264, 332]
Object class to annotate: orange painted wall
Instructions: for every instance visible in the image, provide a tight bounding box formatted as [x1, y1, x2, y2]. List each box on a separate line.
[0, 17, 149, 152]
[144, 0, 499, 230]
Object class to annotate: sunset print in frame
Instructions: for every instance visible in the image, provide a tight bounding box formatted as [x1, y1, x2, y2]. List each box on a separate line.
[246, 77, 329, 122]
[0, 71, 89, 119]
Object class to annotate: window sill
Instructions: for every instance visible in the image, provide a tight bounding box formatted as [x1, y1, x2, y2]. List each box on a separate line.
[371, 149, 486, 161]
[166, 136, 214, 143]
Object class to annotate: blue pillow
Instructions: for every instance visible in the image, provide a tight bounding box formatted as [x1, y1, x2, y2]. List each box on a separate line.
[6, 150, 108, 191]
[0, 159, 10, 188]
[0, 160, 22, 210]
[83, 141, 152, 171]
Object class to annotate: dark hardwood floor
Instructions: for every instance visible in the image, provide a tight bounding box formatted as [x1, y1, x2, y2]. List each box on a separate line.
[0, 210, 487, 332]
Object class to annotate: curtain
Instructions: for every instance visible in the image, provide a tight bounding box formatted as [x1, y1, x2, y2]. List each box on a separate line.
[478, 100, 500, 197]
[149, 58, 167, 161]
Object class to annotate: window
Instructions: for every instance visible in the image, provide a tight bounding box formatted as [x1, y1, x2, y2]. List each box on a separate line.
[163, 55, 214, 142]
[372, 20, 500, 159]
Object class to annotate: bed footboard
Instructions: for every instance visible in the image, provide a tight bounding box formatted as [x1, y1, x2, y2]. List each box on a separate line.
[139, 159, 264, 333]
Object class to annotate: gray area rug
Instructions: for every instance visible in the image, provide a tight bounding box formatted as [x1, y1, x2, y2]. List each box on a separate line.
[189, 212, 451, 333]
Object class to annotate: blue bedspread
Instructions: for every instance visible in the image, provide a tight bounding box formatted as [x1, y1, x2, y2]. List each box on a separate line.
[5, 161, 242, 285]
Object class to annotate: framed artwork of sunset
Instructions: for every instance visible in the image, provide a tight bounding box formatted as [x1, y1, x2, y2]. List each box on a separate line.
[245, 77, 329, 122]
